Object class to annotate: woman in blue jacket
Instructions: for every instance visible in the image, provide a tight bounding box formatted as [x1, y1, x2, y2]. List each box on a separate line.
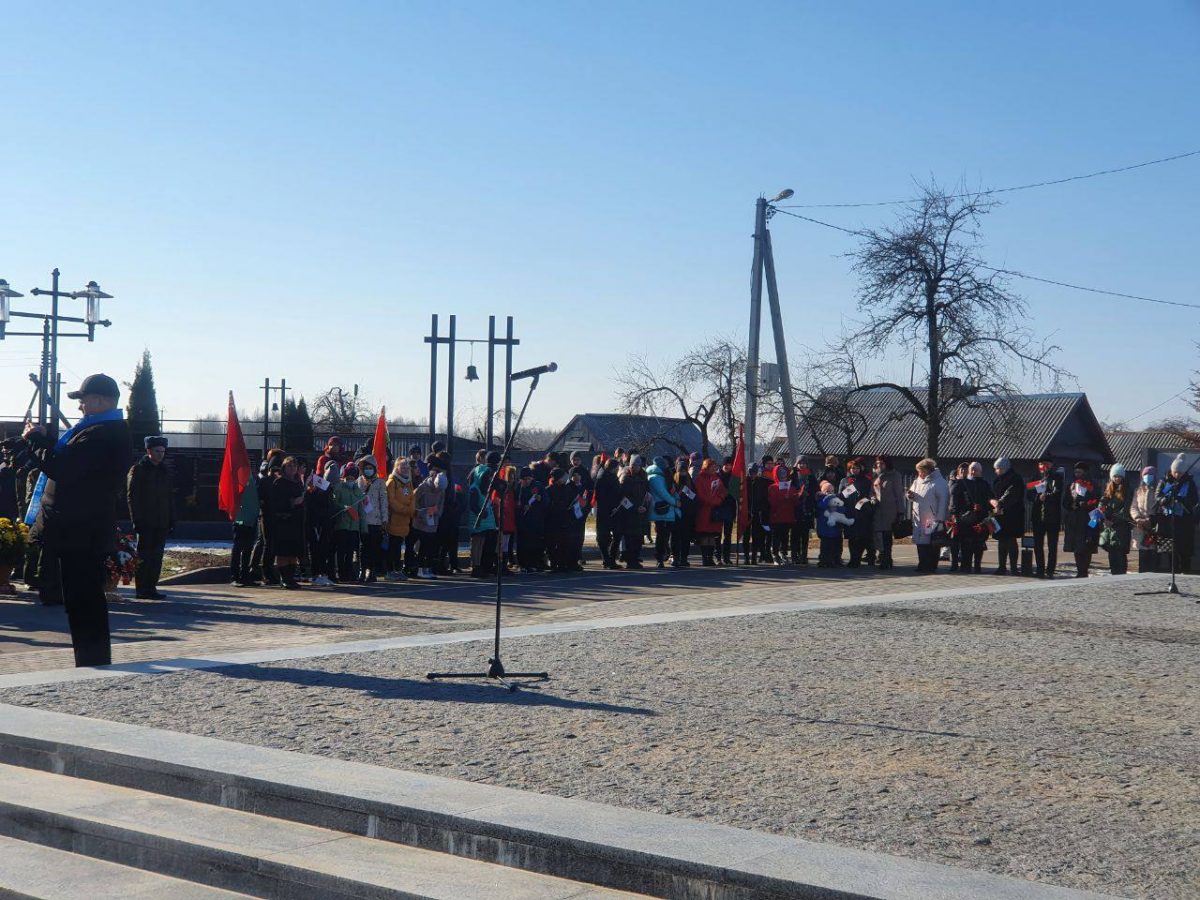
[647, 456, 681, 568]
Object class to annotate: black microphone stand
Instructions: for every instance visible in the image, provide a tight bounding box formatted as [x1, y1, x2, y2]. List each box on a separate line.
[427, 372, 551, 691]
[1135, 454, 1197, 601]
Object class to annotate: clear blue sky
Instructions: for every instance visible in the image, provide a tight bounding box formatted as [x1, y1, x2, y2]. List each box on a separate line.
[2, 1, 1197, 434]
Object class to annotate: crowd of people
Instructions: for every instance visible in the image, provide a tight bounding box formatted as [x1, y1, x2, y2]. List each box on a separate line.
[235, 439, 1198, 589]
[1, 370, 1195, 672]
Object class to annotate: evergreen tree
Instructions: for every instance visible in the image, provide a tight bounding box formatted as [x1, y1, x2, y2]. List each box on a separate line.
[284, 396, 316, 453]
[125, 349, 161, 450]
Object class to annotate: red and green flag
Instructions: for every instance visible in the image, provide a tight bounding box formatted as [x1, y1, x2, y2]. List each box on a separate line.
[732, 423, 748, 537]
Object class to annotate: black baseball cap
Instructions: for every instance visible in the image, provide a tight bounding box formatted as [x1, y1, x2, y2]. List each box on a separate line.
[67, 373, 120, 399]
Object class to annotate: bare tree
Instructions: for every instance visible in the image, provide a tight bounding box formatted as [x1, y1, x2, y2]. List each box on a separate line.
[615, 338, 746, 458]
[310, 386, 369, 433]
[829, 183, 1068, 458]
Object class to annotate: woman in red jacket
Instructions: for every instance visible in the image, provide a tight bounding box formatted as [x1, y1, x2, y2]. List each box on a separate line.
[766, 463, 798, 566]
[693, 458, 728, 567]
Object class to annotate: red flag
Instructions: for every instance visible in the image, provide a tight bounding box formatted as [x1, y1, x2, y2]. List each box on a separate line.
[733, 423, 749, 537]
[218, 392, 251, 521]
[372, 407, 389, 477]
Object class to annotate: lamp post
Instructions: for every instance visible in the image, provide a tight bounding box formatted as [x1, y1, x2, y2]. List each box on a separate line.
[1, 269, 114, 437]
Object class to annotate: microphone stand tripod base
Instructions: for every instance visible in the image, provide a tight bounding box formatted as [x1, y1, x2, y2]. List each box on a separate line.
[427, 658, 550, 693]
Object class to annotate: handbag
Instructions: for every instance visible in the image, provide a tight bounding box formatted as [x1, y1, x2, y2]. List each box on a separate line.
[1098, 525, 1116, 551]
[929, 522, 948, 548]
[892, 518, 913, 539]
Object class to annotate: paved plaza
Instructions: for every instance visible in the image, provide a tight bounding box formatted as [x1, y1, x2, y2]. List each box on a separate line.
[1, 565, 1196, 898]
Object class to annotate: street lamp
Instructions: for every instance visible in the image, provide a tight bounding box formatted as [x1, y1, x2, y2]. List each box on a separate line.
[0, 279, 24, 339]
[78, 280, 113, 332]
[3, 269, 116, 436]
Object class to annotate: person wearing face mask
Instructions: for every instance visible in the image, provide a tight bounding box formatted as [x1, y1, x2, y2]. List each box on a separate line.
[355, 455, 388, 583]
[990, 457, 1025, 576]
[1098, 464, 1132, 575]
[1130, 466, 1160, 572]
[1026, 456, 1064, 578]
[950, 461, 993, 574]
[1064, 461, 1100, 577]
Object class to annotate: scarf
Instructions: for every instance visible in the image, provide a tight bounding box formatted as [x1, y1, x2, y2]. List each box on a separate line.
[24, 409, 125, 526]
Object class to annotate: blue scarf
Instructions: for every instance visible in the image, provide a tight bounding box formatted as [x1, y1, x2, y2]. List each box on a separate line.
[24, 409, 125, 526]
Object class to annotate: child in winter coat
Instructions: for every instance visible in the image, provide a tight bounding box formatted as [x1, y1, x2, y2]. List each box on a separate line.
[385, 459, 417, 577]
[517, 469, 547, 572]
[357, 456, 388, 583]
[816, 481, 845, 567]
[331, 463, 366, 583]
[412, 463, 446, 579]
[766, 463, 797, 565]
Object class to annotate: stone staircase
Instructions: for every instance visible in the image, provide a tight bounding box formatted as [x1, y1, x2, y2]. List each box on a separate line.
[0, 704, 1116, 900]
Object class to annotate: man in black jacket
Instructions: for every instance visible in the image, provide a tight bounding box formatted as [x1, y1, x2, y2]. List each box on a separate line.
[1027, 456, 1064, 577]
[127, 435, 174, 599]
[990, 456, 1025, 575]
[22, 374, 130, 666]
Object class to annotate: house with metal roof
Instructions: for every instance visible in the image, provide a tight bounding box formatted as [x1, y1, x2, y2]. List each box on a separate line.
[773, 388, 1113, 479]
[546, 413, 706, 460]
[1105, 429, 1200, 475]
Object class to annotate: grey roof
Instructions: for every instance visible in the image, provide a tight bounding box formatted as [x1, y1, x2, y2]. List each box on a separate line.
[1105, 430, 1200, 473]
[548, 413, 706, 458]
[789, 388, 1112, 463]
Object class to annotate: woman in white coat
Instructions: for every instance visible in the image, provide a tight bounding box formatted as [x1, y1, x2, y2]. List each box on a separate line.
[908, 458, 949, 573]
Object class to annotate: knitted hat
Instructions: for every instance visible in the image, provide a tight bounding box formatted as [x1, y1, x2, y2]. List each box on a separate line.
[994, 456, 1011, 472]
[323, 460, 340, 476]
[1109, 463, 1126, 479]
[1171, 453, 1186, 475]
[144, 435, 168, 450]
[630, 454, 645, 469]
[1141, 466, 1156, 478]
[342, 463, 359, 479]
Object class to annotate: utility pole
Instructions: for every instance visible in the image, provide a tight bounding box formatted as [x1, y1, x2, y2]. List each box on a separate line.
[744, 198, 766, 463]
[744, 191, 799, 461]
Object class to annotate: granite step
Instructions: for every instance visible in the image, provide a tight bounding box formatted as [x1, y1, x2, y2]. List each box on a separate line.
[0, 763, 641, 900]
[0, 833, 250, 899]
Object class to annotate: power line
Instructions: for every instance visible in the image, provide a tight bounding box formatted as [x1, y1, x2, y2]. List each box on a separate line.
[1124, 387, 1193, 425]
[770, 206, 1200, 310]
[777, 149, 1200, 209]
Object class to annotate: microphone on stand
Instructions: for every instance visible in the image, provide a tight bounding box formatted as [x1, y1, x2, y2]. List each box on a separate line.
[510, 362, 558, 381]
